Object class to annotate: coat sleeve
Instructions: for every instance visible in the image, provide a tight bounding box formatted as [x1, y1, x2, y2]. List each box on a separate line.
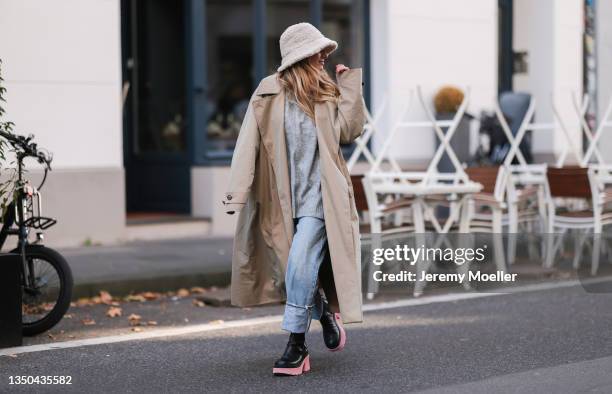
[222, 97, 260, 215]
[335, 68, 367, 144]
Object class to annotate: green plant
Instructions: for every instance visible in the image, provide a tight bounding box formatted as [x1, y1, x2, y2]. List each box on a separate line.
[433, 85, 464, 114]
[0, 59, 20, 213]
[0, 60, 12, 157]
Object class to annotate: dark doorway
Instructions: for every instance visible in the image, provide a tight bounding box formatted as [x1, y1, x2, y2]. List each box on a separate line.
[121, 0, 191, 214]
[498, 0, 513, 94]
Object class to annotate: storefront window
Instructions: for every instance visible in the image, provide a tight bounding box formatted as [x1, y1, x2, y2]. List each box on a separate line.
[199, 0, 368, 161]
[322, 0, 366, 72]
[205, 0, 253, 155]
[323, 0, 366, 152]
[266, 0, 310, 75]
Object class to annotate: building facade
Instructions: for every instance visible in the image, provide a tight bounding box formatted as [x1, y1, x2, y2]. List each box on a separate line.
[1, 0, 610, 247]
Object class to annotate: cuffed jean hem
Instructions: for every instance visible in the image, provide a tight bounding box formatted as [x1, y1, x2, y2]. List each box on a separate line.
[281, 294, 324, 333]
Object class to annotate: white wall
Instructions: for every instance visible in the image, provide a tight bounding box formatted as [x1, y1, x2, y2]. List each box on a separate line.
[369, 0, 498, 167]
[0, 0, 123, 170]
[553, 0, 584, 160]
[513, 0, 553, 156]
[513, 0, 583, 162]
[597, 0, 612, 163]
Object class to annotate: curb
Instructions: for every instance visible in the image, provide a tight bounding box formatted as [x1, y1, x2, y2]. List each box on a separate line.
[71, 271, 231, 299]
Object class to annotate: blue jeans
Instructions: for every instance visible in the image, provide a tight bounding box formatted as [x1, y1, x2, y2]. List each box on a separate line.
[281, 216, 328, 333]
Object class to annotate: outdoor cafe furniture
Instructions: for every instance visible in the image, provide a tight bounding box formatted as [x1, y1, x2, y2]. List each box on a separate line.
[544, 165, 612, 274]
[363, 86, 482, 235]
[462, 166, 512, 272]
[361, 86, 482, 299]
[491, 93, 550, 262]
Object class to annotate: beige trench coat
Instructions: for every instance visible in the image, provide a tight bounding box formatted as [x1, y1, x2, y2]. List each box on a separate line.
[222, 68, 366, 323]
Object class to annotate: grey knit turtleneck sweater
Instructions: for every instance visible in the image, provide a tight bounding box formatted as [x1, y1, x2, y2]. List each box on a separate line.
[284, 94, 324, 219]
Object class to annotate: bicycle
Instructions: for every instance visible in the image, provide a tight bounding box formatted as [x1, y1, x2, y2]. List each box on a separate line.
[0, 130, 73, 336]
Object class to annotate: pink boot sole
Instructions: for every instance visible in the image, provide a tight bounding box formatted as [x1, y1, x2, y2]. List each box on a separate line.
[329, 313, 346, 352]
[273, 355, 311, 376]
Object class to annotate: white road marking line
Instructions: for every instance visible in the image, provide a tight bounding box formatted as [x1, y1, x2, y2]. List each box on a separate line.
[363, 275, 612, 312]
[2, 275, 611, 357]
[0, 316, 283, 357]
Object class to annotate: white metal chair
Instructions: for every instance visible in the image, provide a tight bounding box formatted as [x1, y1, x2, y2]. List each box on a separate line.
[462, 166, 512, 272]
[493, 96, 550, 262]
[544, 165, 612, 274]
[582, 96, 612, 166]
[346, 96, 388, 172]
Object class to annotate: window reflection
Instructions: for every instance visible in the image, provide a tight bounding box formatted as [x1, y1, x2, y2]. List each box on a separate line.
[205, 0, 253, 154]
[322, 0, 365, 72]
[266, 0, 310, 75]
[203, 0, 366, 157]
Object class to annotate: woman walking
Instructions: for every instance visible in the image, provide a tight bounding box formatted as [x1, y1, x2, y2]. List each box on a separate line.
[222, 22, 366, 376]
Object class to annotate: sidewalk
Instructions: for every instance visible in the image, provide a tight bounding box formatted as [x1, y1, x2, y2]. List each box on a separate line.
[58, 237, 233, 298]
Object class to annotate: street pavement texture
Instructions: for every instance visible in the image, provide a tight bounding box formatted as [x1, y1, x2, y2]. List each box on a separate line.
[2, 281, 612, 393]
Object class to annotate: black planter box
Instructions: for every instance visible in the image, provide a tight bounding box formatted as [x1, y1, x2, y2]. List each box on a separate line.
[0, 253, 22, 348]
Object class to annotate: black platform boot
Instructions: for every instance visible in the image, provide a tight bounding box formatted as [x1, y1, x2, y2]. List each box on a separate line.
[319, 300, 346, 351]
[273, 333, 310, 376]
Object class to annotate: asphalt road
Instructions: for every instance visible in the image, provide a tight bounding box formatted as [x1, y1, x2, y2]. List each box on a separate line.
[2, 281, 612, 393]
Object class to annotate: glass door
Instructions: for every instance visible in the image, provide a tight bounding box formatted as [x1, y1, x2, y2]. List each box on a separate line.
[202, 0, 254, 160]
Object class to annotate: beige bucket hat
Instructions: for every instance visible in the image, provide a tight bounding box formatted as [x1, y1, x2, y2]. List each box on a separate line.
[277, 22, 338, 72]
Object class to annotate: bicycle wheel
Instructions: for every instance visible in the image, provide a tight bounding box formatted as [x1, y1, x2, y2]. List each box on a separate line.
[12, 245, 74, 336]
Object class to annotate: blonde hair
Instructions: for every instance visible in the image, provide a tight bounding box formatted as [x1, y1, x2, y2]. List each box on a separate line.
[278, 57, 340, 119]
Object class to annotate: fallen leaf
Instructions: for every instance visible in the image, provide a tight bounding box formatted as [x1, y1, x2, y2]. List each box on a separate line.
[82, 318, 96, 326]
[68, 335, 75, 339]
[190, 287, 206, 294]
[99, 290, 113, 304]
[76, 298, 92, 307]
[209, 320, 224, 325]
[23, 303, 51, 315]
[142, 292, 160, 301]
[110, 301, 121, 306]
[177, 288, 190, 298]
[70, 302, 77, 308]
[192, 299, 206, 308]
[48, 333, 56, 340]
[106, 306, 122, 318]
[131, 327, 142, 332]
[64, 314, 73, 319]
[7, 354, 17, 358]
[91, 296, 102, 304]
[124, 294, 146, 302]
[147, 321, 158, 326]
[128, 314, 142, 326]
